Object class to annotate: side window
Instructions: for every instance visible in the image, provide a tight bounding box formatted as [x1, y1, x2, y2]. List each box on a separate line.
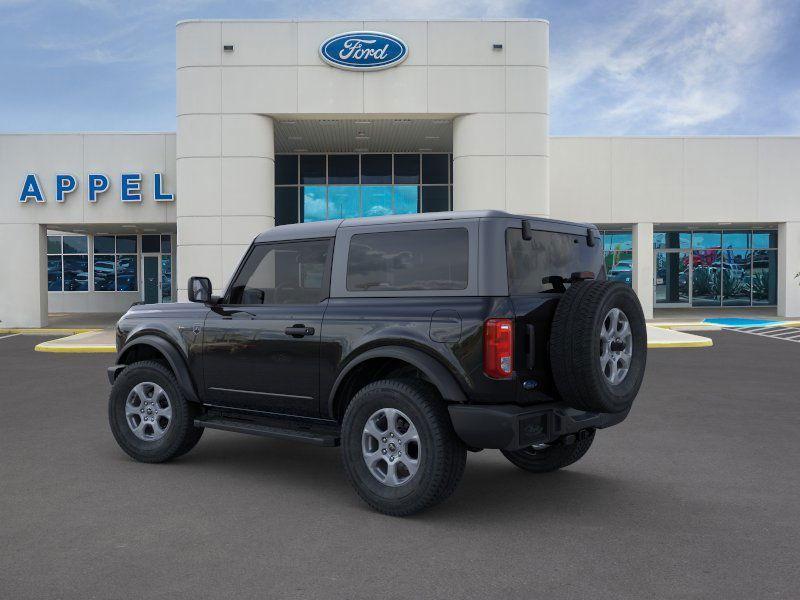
[228, 239, 331, 305]
[346, 228, 468, 292]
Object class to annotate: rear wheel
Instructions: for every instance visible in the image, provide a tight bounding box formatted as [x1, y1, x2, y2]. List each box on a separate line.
[341, 379, 466, 516]
[501, 429, 595, 473]
[108, 361, 203, 463]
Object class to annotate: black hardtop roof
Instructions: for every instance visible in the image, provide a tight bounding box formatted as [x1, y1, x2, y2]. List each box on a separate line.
[253, 211, 596, 243]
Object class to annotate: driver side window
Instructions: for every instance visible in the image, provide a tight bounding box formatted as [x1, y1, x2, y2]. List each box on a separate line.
[228, 239, 331, 305]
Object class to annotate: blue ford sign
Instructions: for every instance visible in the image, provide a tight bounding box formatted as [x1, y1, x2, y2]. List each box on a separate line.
[319, 31, 408, 71]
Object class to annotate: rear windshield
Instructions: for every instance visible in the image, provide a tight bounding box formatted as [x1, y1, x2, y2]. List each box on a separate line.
[347, 228, 468, 292]
[506, 228, 604, 294]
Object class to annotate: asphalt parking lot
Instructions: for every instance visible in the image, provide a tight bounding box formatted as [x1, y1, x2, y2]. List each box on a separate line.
[1, 331, 799, 599]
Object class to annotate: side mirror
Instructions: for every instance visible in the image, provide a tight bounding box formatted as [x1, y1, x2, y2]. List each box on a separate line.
[188, 276, 212, 303]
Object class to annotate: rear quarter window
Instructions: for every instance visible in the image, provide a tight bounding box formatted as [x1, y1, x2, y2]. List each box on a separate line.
[346, 228, 468, 292]
[506, 228, 604, 294]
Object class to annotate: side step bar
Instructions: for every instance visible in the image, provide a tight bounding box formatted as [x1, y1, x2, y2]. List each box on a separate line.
[195, 416, 340, 447]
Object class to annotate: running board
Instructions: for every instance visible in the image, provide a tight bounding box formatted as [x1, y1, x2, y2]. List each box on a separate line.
[195, 416, 340, 447]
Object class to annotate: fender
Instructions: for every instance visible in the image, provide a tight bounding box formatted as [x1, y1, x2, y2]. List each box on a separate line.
[115, 334, 200, 404]
[327, 345, 467, 415]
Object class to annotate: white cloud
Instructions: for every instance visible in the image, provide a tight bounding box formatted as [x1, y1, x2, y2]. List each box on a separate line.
[551, 0, 791, 133]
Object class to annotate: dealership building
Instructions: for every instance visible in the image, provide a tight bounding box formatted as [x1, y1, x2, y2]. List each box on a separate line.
[1, 18, 799, 327]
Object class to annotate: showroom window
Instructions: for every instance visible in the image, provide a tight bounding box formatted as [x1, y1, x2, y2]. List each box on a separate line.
[274, 153, 454, 225]
[94, 235, 138, 292]
[47, 235, 89, 292]
[654, 229, 777, 307]
[600, 231, 633, 287]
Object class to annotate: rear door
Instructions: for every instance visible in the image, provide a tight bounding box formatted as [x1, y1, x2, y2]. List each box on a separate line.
[202, 238, 332, 417]
[505, 226, 605, 398]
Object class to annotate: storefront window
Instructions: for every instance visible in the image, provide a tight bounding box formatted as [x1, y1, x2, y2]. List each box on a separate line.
[600, 231, 633, 286]
[691, 231, 721, 249]
[752, 249, 778, 305]
[93, 235, 138, 292]
[275, 153, 453, 225]
[362, 186, 392, 216]
[327, 186, 360, 219]
[654, 229, 777, 307]
[302, 186, 326, 222]
[47, 235, 88, 292]
[653, 232, 690, 249]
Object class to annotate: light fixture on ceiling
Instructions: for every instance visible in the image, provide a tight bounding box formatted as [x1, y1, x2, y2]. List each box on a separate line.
[320, 119, 338, 125]
[354, 147, 368, 153]
[293, 148, 308, 153]
[419, 147, 433, 152]
[393, 119, 412, 125]
[432, 119, 451, 125]
[355, 133, 370, 140]
[718, 222, 732, 225]
[355, 120, 372, 125]
[280, 120, 297, 125]
[121, 225, 138, 229]
[425, 136, 440, 140]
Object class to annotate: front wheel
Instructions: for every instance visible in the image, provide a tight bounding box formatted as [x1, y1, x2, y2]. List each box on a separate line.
[108, 360, 203, 463]
[501, 429, 596, 473]
[341, 379, 467, 516]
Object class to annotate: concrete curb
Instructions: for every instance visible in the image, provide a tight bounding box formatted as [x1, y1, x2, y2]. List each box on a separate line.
[34, 343, 116, 354]
[0, 328, 101, 335]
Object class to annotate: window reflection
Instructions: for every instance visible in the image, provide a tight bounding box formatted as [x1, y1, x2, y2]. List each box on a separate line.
[394, 186, 419, 214]
[655, 251, 689, 305]
[362, 186, 392, 216]
[302, 186, 326, 222]
[653, 229, 777, 307]
[327, 186, 360, 219]
[275, 153, 453, 224]
[753, 250, 777, 305]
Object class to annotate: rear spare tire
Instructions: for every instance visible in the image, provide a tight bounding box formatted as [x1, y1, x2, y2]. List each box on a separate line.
[549, 281, 646, 413]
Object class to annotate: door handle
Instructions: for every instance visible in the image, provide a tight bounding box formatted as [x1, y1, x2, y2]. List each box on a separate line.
[285, 324, 315, 338]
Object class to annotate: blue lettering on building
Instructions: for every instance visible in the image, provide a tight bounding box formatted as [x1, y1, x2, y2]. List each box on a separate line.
[319, 31, 408, 70]
[55, 174, 77, 202]
[153, 173, 174, 202]
[87, 174, 109, 203]
[19, 174, 45, 203]
[121, 173, 142, 202]
[17, 173, 175, 204]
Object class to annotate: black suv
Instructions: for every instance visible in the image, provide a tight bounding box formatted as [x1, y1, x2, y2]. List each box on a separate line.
[108, 211, 646, 515]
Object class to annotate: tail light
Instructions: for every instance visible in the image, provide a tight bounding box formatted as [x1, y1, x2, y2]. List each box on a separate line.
[484, 318, 514, 379]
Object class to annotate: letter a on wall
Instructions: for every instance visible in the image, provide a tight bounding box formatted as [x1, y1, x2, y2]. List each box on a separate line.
[19, 174, 45, 203]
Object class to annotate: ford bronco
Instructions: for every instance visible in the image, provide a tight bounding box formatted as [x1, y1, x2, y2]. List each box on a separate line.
[107, 211, 646, 516]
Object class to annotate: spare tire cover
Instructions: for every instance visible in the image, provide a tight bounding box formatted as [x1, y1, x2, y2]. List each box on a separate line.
[549, 281, 647, 413]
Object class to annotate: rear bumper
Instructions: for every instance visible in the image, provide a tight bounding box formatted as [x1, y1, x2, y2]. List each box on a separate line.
[448, 402, 629, 451]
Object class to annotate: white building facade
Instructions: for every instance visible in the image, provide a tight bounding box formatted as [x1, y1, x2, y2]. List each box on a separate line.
[0, 19, 798, 327]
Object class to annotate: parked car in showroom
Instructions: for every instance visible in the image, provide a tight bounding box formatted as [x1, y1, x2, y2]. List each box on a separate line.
[106, 211, 647, 516]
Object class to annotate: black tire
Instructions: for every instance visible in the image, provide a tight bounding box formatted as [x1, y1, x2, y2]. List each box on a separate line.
[549, 280, 647, 413]
[108, 360, 203, 463]
[501, 429, 596, 473]
[341, 379, 467, 516]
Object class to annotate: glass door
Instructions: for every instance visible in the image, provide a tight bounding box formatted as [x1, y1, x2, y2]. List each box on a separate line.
[654, 251, 690, 307]
[142, 255, 160, 304]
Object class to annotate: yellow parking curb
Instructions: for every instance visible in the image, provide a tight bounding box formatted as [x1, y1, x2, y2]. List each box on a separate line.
[647, 338, 714, 349]
[34, 343, 116, 353]
[0, 328, 100, 335]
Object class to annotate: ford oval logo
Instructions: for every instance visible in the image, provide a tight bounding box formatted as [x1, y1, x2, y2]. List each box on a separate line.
[319, 31, 408, 71]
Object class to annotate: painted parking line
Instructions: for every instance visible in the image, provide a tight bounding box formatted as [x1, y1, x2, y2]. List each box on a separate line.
[0, 333, 21, 341]
[725, 326, 800, 344]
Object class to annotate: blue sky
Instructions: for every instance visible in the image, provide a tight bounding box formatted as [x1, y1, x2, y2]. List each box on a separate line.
[1, 0, 798, 135]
